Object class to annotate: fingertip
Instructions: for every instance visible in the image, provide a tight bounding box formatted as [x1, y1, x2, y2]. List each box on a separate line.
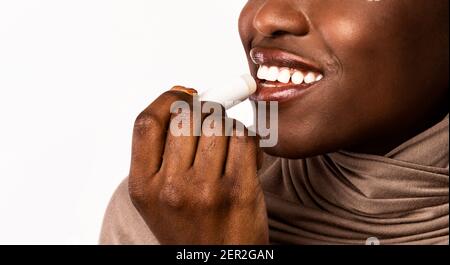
[170, 86, 198, 96]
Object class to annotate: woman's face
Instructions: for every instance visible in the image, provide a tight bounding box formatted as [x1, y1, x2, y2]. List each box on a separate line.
[239, 0, 448, 158]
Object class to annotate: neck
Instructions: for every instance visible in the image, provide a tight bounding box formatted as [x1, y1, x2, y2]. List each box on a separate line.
[344, 110, 449, 156]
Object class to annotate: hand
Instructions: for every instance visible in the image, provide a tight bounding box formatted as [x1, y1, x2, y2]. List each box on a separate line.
[128, 87, 269, 245]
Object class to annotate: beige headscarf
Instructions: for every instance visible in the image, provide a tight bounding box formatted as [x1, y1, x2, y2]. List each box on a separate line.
[100, 115, 449, 245]
[260, 115, 449, 244]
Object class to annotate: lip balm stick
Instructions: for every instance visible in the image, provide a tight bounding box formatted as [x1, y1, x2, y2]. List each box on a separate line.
[199, 74, 257, 109]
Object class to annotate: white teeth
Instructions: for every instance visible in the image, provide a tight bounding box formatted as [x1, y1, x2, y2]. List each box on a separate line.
[277, 68, 291, 84]
[304, 72, 316, 84]
[257, 65, 323, 85]
[291, 71, 304, 85]
[257, 65, 269, 80]
[267, 66, 279, 81]
[315, 74, 323, 82]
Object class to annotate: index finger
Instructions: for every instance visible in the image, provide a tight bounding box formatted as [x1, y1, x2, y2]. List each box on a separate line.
[129, 87, 197, 179]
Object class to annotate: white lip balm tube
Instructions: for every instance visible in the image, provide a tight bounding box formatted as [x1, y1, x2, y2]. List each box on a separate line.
[199, 74, 257, 109]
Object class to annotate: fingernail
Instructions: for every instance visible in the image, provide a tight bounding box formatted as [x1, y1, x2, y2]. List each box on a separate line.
[170, 86, 198, 96]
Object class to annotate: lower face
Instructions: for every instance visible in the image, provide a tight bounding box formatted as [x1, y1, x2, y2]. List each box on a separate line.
[239, 0, 449, 159]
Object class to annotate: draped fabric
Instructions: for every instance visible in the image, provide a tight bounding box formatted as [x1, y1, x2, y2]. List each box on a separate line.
[260, 115, 449, 244]
[100, 115, 448, 245]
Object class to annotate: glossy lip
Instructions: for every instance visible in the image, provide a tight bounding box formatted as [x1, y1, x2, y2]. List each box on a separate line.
[249, 47, 324, 103]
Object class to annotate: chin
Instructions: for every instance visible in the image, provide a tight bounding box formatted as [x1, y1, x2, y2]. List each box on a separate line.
[257, 129, 345, 159]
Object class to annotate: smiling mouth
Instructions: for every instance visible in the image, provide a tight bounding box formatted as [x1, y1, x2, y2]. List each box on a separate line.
[249, 47, 325, 102]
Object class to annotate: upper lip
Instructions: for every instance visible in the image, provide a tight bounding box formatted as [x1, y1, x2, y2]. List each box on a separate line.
[250, 47, 323, 74]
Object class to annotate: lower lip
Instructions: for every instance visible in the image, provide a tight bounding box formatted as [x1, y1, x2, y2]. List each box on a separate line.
[250, 80, 319, 103]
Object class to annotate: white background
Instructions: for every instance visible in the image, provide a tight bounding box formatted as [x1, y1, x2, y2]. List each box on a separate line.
[0, 0, 251, 244]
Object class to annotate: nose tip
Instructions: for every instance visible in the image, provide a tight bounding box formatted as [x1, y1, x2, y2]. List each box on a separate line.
[253, 1, 310, 38]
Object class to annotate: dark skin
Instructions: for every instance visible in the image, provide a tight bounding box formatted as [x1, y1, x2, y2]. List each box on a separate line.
[242, 0, 449, 158]
[129, 0, 449, 244]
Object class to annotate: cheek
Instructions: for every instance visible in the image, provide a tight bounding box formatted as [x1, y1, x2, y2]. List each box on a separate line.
[322, 15, 381, 59]
[320, 13, 392, 106]
[317, 0, 404, 54]
[328, 18, 360, 46]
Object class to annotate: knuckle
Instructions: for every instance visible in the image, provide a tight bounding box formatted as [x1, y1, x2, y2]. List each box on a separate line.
[128, 177, 148, 207]
[195, 185, 221, 209]
[224, 166, 240, 180]
[228, 183, 259, 206]
[134, 110, 164, 135]
[158, 181, 185, 209]
[222, 174, 261, 206]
